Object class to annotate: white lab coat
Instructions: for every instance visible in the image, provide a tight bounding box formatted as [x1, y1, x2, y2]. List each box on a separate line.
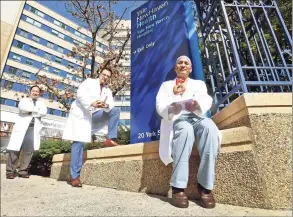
[6, 97, 47, 151]
[156, 78, 222, 166]
[62, 78, 114, 143]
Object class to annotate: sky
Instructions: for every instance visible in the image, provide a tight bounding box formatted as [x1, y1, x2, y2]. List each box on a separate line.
[37, 0, 147, 22]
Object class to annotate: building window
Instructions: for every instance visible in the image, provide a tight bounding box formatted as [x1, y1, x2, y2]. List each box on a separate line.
[26, 17, 34, 24]
[16, 41, 25, 49]
[51, 29, 64, 39]
[29, 6, 45, 18]
[53, 19, 67, 29]
[8, 66, 18, 75]
[57, 83, 64, 90]
[21, 71, 31, 79]
[125, 96, 130, 101]
[67, 74, 73, 80]
[115, 95, 131, 101]
[58, 32, 65, 39]
[53, 19, 61, 26]
[76, 77, 83, 82]
[30, 73, 37, 81]
[51, 29, 58, 36]
[44, 53, 51, 60]
[42, 64, 49, 71]
[119, 119, 130, 126]
[2, 80, 13, 90]
[71, 75, 77, 81]
[32, 35, 40, 42]
[57, 46, 64, 53]
[67, 62, 74, 69]
[25, 58, 34, 66]
[47, 42, 54, 49]
[12, 54, 21, 62]
[0, 98, 5, 105]
[12, 83, 27, 92]
[47, 108, 54, 115]
[74, 31, 81, 37]
[52, 68, 60, 75]
[59, 71, 67, 78]
[36, 10, 44, 18]
[19, 30, 29, 38]
[34, 21, 42, 28]
[73, 40, 80, 46]
[53, 110, 62, 116]
[5, 99, 17, 107]
[119, 106, 131, 112]
[26, 16, 42, 27]
[55, 57, 62, 64]
[28, 46, 37, 54]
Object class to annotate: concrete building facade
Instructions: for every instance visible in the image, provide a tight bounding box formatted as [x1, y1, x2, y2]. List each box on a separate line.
[0, 1, 131, 148]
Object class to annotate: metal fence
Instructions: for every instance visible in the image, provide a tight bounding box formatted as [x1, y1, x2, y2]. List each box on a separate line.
[194, 0, 292, 113]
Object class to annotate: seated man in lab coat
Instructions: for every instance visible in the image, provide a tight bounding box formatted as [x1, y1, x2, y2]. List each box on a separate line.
[62, 68, 120, 187]
[6, 85, 47, 179]
[156, 56, 221, 209]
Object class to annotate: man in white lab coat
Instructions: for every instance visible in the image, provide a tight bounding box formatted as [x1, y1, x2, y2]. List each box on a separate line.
[6, 86, 47, 179]
[156, 56, 221, 209]
[62, 68, 120, 187]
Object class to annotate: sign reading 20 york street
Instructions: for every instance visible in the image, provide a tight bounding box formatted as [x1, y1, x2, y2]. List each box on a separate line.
[130, 1, 192, 144]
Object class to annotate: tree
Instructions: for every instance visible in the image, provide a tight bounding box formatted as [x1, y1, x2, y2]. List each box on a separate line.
[64, 0, 133, 96]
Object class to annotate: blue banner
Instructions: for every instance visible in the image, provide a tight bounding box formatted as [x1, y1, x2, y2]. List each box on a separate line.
[130, 0, 204, 144]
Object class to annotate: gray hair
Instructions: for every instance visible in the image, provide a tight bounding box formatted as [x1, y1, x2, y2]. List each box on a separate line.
[176, 55, 192, 65]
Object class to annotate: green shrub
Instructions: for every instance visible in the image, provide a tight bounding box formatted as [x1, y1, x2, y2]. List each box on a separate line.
[84, 142, 104, 151]
[30, 139, 72, 176]
[117, 125, 130, 144]
[34, 139, 72, 158]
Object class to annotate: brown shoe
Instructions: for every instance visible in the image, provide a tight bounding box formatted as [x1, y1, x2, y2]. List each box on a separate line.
[71, 177, 82, 187]
[197, 184, 216, 209]
[6, 173, 16, 179]
[104, 139, 120, 147]
[171, 192, 189, 208]
[18, 172, 29, 178]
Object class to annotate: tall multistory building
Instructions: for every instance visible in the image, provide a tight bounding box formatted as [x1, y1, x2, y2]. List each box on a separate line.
[0, 1, 131, 148]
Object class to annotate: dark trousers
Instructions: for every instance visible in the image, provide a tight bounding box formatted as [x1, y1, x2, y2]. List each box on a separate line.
[6, 127, 34, 175]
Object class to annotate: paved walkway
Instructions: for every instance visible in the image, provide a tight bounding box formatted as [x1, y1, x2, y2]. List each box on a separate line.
[1, 165, 291, 216]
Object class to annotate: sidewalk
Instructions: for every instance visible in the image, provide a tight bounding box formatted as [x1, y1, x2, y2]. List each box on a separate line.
[1, 165, 291, 216]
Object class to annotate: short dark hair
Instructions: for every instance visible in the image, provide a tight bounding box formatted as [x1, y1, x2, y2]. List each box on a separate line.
[30, 85, 41, 92]
[100, 67, 113, 76]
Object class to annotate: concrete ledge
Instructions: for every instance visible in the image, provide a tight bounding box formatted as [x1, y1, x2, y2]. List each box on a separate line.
[212, 93, 292, 129]
[0, 153, 8, 164]
[52, 126, 253, 163]
[51, 127, 254, 165]
[212, 93, 292, 210]
[51, 126, 267, 208]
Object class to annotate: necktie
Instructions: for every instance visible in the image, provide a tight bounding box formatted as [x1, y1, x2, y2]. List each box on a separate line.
[30, 99, 37, 127]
